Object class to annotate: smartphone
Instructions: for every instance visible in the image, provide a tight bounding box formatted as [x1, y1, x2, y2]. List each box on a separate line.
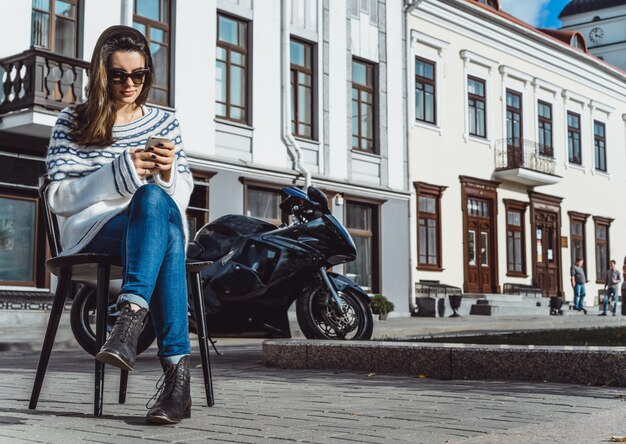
[140, 136, 170, 152]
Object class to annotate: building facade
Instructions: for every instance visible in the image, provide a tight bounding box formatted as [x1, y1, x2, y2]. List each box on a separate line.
[407, 0, 626, 306]
[0, 0, 412, 314]
[559, 0, 626, 71]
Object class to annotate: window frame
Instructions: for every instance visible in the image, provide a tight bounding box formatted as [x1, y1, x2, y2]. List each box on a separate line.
[593, 120, 607, 173]
[31, 0, 79, 58]
[344, 197, 381, 293]
[0, 191, 42, 287]
[504, 199, 527, 277]
[290, 37, 315, 140]
[467, 76, 486, 138]
[593, 216, 612, 283]
[351, 58, 377, 154]
[567, 111, 582, 165]
[216, 12, 250, 124]
[133, 0, 172, 107]
[537, 100, 554, 157]
[568, 211, 589, 277]
[186, 171, 215, 237]
[242, 179, 288, 226]
[415, 182, 446, 271]
[415, 56, 437, 125]
[505, 89, 523, 148]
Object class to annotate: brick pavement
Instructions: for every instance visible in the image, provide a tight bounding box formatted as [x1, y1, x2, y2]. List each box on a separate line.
[1, 342, 625, 443]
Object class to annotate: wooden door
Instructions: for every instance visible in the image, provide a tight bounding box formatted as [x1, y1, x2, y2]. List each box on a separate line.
[465, 197, 495, 293]
[534, 210, 559, 296]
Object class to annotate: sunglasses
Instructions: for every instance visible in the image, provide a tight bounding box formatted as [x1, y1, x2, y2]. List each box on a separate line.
[108, 68, 150, 85]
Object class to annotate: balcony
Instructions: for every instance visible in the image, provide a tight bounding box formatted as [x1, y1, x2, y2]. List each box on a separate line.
[494, 138, 561, 187]
[0, 48, 88, 138]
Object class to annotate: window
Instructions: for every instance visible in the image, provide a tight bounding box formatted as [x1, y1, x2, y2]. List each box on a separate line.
[571, 35, 585, 49]
[415, 183, 445, 270]
[567, 111, 582, 165]
[245, 187, 285, 226]
[569, 211, 588, 275]
[133, 0, 171, 106]
[594, 217, 611, 282]
[477, 0, 499, 8]
[504, 200, 527, 276]
[415, 57, 436, 124]
[186, 174, 212, 236]
[216, 14, 248, 123]
[467, 76, 486, 138]
[31, 0, 79, 57]
[594, 120, 606, 172]
[345, 200, 379, 291]
[506, 90, 522, 147]
[0, 195, 38, 286]
[290, 38, 314, 139]
[351, 59, 376, 153]
[537, 101, 553, 157]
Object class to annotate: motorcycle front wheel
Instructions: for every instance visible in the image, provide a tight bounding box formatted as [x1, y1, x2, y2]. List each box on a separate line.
[70, 285, 156, 356]
[296, 280, 374, 340]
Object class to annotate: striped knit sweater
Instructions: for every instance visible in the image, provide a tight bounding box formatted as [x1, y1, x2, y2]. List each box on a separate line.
[46, 105, 194, 256]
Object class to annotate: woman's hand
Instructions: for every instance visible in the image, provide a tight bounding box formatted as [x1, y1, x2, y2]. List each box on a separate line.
[145, 141, 175, 182]
[130, 148, 159, 180]
[130, 141, 175, 181]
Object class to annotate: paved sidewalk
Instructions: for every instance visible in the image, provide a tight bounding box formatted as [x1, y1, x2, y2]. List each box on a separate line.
[2, 307, 624, 351]
[1, 311, 626, 442]
[1, 343, 626, 443]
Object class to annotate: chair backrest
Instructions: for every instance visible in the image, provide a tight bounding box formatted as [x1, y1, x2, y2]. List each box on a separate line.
[38, 175, 62, 258]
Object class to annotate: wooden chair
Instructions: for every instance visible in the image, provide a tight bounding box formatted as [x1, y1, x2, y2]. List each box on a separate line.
[29, 175, 214, 416]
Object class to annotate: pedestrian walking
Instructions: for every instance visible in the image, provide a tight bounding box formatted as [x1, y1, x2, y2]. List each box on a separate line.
[570, 257, 587, 314]
[45, 25, 194, 424]
[600, 260, 621, 316]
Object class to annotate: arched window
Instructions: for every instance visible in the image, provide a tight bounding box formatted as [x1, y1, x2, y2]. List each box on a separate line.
[476, 0, 499, 9]
[570, 35, 585, 50]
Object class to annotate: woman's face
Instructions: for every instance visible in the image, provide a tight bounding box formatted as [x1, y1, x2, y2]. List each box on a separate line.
[108, 50, 147, 108]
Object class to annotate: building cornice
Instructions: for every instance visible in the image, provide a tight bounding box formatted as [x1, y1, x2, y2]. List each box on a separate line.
[459, 49, 498, 71]
[410, 29, 450, 55]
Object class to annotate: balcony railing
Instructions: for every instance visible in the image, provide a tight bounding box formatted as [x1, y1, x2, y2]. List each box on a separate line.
[0, 48, 89, 115]
[495, 138, 557, 176]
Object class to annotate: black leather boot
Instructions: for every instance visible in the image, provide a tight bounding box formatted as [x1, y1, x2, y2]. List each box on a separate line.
[95, 303, 148, 371]
[146, 355, 192, 424]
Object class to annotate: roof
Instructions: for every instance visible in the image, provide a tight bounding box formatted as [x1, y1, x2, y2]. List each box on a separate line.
[461, 0, 626, 76]
[537, 28, 588, 51]
[467, 0, 588, 52]
[559, 0, 626, 18]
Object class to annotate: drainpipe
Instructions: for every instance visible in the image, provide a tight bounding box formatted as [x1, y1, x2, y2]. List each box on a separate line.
[404, 0, 424, 314]
[281, 0, 311, 189]
[121, 0, 133, 26]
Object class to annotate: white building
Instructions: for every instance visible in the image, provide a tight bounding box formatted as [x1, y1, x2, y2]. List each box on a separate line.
[560, 0, 626, 71]
[0, 1, 412, 315]
[407, 0, 626, 307]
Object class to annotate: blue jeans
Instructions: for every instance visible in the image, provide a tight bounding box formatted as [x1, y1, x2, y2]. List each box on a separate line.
[573, 283, 586, 309]
[82, 184, 190, 360]
[603, 286, 619, 314]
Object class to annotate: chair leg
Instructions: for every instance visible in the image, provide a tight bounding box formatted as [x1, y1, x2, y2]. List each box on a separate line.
[29, 271, 73, 410]
[119, 370, 128, 404]
[189, 270, 214, 407]
[94, 264, 111, 417]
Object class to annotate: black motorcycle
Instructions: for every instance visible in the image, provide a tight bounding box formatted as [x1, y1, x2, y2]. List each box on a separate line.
[70, 185, 374, 355]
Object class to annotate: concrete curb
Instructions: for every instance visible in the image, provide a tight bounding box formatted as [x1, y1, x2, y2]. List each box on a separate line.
[263, 339, 626, 386]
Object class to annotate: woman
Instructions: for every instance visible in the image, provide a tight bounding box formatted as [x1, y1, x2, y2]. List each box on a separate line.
[46, 25, 194, 424]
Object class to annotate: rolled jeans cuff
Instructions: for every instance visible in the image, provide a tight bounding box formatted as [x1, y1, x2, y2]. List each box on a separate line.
[162, 354, 188, 365]
[117, 293, 150, 310]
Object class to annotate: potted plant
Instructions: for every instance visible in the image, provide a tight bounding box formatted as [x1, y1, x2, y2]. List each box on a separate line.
[370, 294, 394, 320]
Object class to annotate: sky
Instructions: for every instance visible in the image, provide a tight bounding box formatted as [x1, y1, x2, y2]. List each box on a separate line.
[500, 0, 572, 29]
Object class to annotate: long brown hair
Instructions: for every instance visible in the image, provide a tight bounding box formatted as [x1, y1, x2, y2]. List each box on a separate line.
[70, 25, 154, 146]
